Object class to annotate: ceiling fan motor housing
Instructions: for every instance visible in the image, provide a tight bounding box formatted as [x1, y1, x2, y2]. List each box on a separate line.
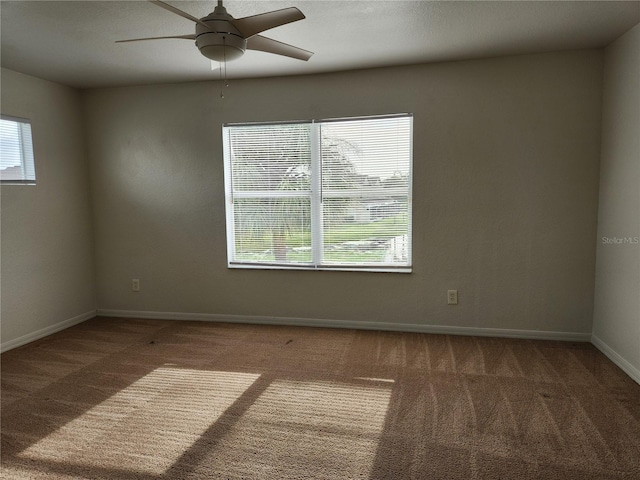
[196, 16, 246, 62]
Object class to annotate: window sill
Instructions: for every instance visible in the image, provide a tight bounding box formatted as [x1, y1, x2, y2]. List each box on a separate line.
[228, 262, 412, 273]
[1, 180, 36, 186]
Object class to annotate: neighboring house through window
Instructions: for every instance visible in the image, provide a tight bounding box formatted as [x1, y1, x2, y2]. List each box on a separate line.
[223, 114, 413, 272]
[0, 115, 36, 184]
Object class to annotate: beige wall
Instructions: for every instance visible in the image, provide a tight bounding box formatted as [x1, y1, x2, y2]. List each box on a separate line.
[593, 24, 640, 379]
[83, 50, 603, 336]
[1, 68, 96, 348]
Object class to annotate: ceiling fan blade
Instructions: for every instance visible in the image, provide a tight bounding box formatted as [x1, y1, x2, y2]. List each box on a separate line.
[116, 34, 196, 43]
[232, 7, 305, 38]
[246, 35, 313, 61]
[148, 0, 211, 30]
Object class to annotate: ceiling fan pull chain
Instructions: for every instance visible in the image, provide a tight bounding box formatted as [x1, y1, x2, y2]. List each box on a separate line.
[219, 36, 230, 98]
[224, 38, 229, 88]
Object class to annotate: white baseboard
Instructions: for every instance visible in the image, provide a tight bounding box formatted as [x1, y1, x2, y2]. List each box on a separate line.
[5, 309, 633, 383]
[96, 309, 591, 342]
[1, 310, 96, 353]
[591, 334, 640, 385]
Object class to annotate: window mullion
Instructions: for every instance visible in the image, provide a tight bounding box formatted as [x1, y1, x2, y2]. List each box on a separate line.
[310, 121, 323, 267]
[17, 122, 26, 178]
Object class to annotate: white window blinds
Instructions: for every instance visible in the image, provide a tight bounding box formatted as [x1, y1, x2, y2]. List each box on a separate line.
[0, 116, 35, 184]
[223, 114, 412, 272]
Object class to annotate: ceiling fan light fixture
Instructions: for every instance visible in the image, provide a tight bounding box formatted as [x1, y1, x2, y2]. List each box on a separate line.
[199, 44, 244, 62]
[196, 32, 246, 61]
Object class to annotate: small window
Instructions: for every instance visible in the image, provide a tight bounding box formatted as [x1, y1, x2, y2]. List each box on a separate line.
[1, 115, 36, 184]
[223, 114, 413, 272]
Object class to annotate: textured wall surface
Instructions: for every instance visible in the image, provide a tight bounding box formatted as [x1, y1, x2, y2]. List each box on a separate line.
[1, 68, 96, 345]
[593, 24, 640, 376]
[83, 50, 603, 335]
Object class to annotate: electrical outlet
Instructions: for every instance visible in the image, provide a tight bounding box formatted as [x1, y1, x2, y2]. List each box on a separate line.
[132, 279, 140, 292]
[447, 289, 458, 305]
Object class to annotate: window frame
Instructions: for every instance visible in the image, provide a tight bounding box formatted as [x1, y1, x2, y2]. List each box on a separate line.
[223, 114, 413, 273]
[0, 114, 36, 185]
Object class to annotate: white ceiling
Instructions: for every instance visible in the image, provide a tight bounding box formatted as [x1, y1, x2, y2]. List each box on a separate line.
[2, 1, 639, 89]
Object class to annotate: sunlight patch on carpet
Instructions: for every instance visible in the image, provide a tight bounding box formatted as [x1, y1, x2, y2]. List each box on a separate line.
[187, 379, 394, 478]
[18, 367, 260, 475]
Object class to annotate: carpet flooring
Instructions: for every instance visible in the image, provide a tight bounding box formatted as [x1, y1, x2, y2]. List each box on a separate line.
[1, 317, 639, 479]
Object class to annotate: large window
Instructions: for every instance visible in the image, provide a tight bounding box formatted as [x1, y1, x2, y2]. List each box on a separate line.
[0, 115, 36, 184]
[223, 114, 412, 272]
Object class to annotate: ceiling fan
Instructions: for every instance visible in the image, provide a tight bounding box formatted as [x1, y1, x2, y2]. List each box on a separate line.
[116, 0, 313, 62]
